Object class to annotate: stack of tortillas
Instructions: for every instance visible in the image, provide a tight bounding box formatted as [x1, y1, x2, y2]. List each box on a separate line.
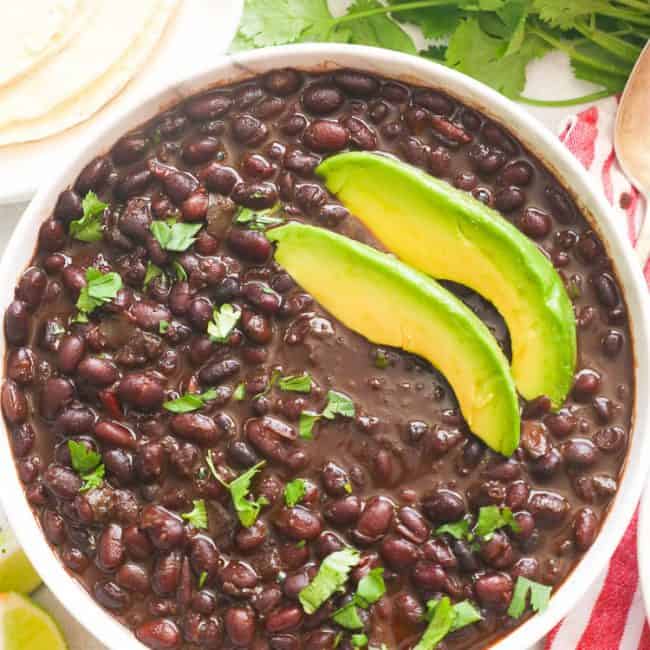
[0, 0, 178, 145]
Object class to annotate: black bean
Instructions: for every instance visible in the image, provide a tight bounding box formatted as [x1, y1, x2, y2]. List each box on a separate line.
[118, 373, 164, 411]
[5, 300, 30, 345]
[303, 120, 350, 153]
[185, 91, 232, 121]
[112, 134, 149, 165]
[302, 84, 345, 114]
[54, 189, 83, 224]
[170, 413, 222, 446]
[1, 380, 27, 425]
[75, 156, 111, 195]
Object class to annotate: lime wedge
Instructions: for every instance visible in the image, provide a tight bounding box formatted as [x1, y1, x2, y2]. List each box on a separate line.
[0, 592, 67, 650]
[0, 511, 41, 594]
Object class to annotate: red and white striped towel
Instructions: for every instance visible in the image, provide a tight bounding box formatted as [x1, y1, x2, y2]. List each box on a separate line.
[545, 100, 649, 649]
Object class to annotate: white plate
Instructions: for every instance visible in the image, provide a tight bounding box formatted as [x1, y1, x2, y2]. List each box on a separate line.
[0, 0, 243, 205]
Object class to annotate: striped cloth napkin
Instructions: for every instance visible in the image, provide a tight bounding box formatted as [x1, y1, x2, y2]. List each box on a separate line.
[545, 100, 649, 649]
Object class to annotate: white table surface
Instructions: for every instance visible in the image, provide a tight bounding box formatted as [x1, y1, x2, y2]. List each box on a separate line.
[0, 3, 611, 647]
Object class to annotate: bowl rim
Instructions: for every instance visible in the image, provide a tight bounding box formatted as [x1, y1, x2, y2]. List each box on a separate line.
[1, 43, 648, 650]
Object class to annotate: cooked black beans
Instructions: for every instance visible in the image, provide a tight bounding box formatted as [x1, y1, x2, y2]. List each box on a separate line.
[3, 68, 633, 650]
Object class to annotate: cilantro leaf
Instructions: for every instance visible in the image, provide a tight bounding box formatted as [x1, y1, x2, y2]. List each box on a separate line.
[333, 602, 365, 630]
[207, 304, 241, 343]
[163, 388, 218, 413]
[299, 411, 320, 440]
[356, 568, 386, 607]
[508, 576, 552, 618]
[322, 390, 355, 419]
[208, 456, 268, 528]
[278, 373, 313, 393]
[143, 261, 163, 289]
[69, 191, 107, 242]
[150, 220, 202, 252]
[474, 505, 520, 539]
[299, 548, 360, 614]
[435, 517, 472, 540]
[445, 17, 549, 98]
[346, 0, 416, 54]
[172, 260, 188, 281]
[68, 440, 102, 475]
[450, 600, 483, 631]
[159, 320, 170, 334]
[80, 463, 105, 492]
[351, 635, 368, 648]
[284, 478, 307, 507]
[233, 383, 246, 401]
[390, 0, 463, 39]
[413, 596, 454, 650]
[181, 499, 208, 529]
[235, 206, 285, 230]
[198, 571, 208, 589]
[75, 268, 123, 320]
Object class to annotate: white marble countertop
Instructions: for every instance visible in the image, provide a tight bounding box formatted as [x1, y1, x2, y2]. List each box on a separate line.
[0, 2, 613, 646]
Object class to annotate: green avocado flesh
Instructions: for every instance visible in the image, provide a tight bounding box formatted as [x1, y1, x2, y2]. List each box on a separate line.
[317, 152, 577, 408]
[268, 222, 520, 456]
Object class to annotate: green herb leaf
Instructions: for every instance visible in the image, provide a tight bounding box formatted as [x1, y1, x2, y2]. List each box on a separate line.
[508, 576, 552, 618]
[198, 571, 208, 589]
[299, 411, 320, 440]
[150, 220, 203, 252]
[235, 206, 285, 230]
[351, 634, 368, 648]
[68, 440, 102, 475]
[299, 548, 360, 614]
[207, 303, 242, 343]
[450, 600, 483, 631]
[75, 268, 123, 319]
[233, 383, 246, 401]
[159, 320, 170, 334]
[208, 457, 268, 528]
[474, 505, 521, 539]
[79, 463, 105, 493]
[356, 568, 386, 607]
[69, 191, 107, 242]
[413, 596, 455, 650]
[284, 478, 307, 507]
[373, 349, 390, 369]
[172, 260, 188, 281]
[181, 499, 208, 530]
[144, 261, 163, 289]
[322, 390, 355, 419]
[435, 517, 472, 540]
[278, 373, 313, 393]
[345, 0, 417, 54]
[332, 602, 365, 630]
[163, 388, 218, 413]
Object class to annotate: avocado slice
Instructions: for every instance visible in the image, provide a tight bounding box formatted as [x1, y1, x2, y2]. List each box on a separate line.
[317, 152, 576, 408]
[268, 222, 520, 456]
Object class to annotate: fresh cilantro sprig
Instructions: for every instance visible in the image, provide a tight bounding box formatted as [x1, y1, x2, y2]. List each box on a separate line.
[181, 499, 208, 530]
[206, 453, 269, 528]
[69, 191, 107, 242]
[234, 206, 285, 230]
[284, 478, 307, 507]
[150, 219, 202, 252]
[207, 303, 242, 342]
[413, 597, 483, 649]
[507, 576, 552, 619]
[299, 390, 356, 440]
[435, 505, 520, 545]
[299, 548, 361, 614]
[163, 388, 218, 413]
[143, 261, 163, 289]
[75, 268, 123, 323]
[67, 440, 105, 493]
[278, 373, 313, 393]
[234, 0, 647, 106]
[332, 567, 387, 630]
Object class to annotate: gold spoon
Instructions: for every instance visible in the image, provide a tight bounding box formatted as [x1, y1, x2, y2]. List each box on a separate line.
[614, 41, 650, 265]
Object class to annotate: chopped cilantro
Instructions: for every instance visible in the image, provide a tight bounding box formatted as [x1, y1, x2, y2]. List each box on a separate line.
[436, 506, 520, 543]
[159, 320, 170, 334]
[351, 634, 368, 648]
[413, 596, 454, 650]
[207, 303, 241, 343]
[163, 388, 218, 413]
[181, 499, 208, 530]
[450, 600, 483, 632]
[278, 373, 313, 393]
[234, 206, 284, 230]
[69, 191, 107, 242]
[373, 349, 390, 369]
[75, 268, 122, 321]
[356, 568, 386, 607]
[207, 454, 268, 528]
[298, 390, 355, 440]
[507, 577, 552, 619]
[284, 478, 307, 507]
[143, 261, 163, 289]
[150, 219, 202, 252]
[233, 382, 246, 401]
[68, 440, 104, 493]
[298, 411, 320, 441]
[172, 260, 188, 281]
[299, 548, 360, 614]
[332, 602, 364, 630]
[198, 571, 208, 589]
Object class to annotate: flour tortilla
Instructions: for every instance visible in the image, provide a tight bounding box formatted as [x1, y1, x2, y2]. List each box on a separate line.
[0, 0, 178, 145]
[0, 0, 88, 87]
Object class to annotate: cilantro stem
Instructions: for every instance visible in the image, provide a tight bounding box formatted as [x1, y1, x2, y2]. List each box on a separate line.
[517, 90, 612, 107]
[612, 0, 650, 12]
[573, 22, 642, 63]
[594, 6, 650, 26]
[331, 0, 453, 24]
[529, 26, 631, 76]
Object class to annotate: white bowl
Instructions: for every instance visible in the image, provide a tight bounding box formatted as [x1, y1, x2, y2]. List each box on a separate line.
[1, 44, 648, 650]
